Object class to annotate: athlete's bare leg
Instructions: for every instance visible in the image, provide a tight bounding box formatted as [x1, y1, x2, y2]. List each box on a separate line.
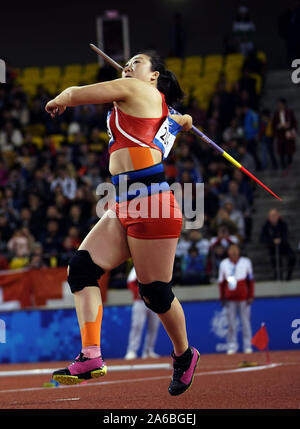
[127, 236, 189, 356]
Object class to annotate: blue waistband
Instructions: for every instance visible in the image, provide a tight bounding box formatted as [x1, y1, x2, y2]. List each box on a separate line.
[111, 163, 170, 203]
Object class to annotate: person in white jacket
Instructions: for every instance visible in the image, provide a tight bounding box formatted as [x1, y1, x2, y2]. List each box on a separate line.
[218, 244, 254, 354]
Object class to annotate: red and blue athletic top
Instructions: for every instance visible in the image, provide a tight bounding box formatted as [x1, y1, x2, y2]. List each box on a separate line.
[107, 91, 170, 155]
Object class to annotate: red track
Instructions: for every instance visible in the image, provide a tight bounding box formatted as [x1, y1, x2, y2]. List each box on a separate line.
[0, 351, 299, 409]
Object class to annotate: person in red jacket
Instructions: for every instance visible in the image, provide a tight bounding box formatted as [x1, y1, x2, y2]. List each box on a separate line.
[125, 266, 160, 359]
[218, 244, 254, 354]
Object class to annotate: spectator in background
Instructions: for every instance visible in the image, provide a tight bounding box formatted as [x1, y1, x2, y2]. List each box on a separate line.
[0, 120, 23, 152]
[242, 103, 261, 170]
[222, 117, 244, 143]
[29, 242, 48, 269]
[40, 219, 62, 261]
[181, 246, 208, 285]
[260, 209, 296, 280]
[124, 266, 160, 360]
[207, 225, 239, 278]
[272, 98, 298, 173]
[232, 5, 256, 56]
[237, 141, 256, 172]
[218, 244, 254, 354]
[232, 169, 254, 206]
[210, 207, 239, 237]
[60, 236, 77, 267]
[259, 108, 278, 170]
[226, 180, 253, 241]
[50, 167, 77, 200]
[223, 199, 245, 240]
[7, 228, 32, 258]
[10, 97, 30, 127]
[0, 212, 14, 242]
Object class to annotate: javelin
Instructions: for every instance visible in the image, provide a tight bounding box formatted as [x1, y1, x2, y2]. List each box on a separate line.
[89, 43, 281, 201]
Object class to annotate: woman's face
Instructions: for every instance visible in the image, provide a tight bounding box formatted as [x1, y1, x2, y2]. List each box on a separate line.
[122, 54, 158, 85]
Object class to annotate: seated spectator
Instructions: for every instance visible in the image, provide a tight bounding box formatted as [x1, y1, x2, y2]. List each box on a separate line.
[0, 120, 23, 151]
[0, 212, 14, 242]
[187, 229, 210, 257]
[223, 117, 244, 143]
[181, 246, 209, 285]
[223, 199, 245, 240]
[7, 228, 34, 269]
[210, 207, 239, 236]
[225, 180, 253, 241]
[60, 236, 77, 266]
[232, 168, 254, 206]
[260, 208, 296, 280]
[67, 226, 82, 249]
[7, 229, 30, 257]
[207, 225, 239, 278]
[29, 243, 48, 269]
[50, 167, 77, 200]
[39, 220, 63, 259]
[10, 97, 30, 127]
[237, 142, 256, 172]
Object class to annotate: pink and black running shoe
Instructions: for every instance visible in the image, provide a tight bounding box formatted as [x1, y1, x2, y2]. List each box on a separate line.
[168, 346, 200, 396]
[52, 352, 107, 385]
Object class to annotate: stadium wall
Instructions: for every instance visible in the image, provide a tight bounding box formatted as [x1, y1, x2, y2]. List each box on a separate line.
[0, 296, 299, 363]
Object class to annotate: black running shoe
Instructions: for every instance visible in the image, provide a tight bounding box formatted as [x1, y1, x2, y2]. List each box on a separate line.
[168, 346, 200, 396]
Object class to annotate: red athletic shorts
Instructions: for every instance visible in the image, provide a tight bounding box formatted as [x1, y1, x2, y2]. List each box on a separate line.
[113, 191, 182, 239]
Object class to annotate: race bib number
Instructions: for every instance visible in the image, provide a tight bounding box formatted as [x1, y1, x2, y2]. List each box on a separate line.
[154, 117, 180, 159]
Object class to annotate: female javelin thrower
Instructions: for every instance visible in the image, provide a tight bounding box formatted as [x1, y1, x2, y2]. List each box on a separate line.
[45, 52, 200, 396]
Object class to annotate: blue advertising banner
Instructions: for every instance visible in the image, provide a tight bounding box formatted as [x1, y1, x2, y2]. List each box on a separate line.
[0, 297, 299, 363]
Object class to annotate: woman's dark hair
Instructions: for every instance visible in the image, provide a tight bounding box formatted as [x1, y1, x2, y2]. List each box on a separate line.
[137, 51, 184, 107]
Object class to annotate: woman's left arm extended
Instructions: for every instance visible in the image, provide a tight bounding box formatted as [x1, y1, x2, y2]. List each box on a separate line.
[45, 78, 134, 118]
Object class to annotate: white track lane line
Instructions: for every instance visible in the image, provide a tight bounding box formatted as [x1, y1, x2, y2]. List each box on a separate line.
[0, 363, 171, 377]
[0, 363, 281, 395]
[55, 398, 80, 402]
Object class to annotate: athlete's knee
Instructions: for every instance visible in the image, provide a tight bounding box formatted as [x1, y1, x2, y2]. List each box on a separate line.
[138, 280, 175, 314]
[67, 250, 105, 293]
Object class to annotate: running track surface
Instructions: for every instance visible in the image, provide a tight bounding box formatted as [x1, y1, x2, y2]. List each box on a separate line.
[0, 351, 299, 409]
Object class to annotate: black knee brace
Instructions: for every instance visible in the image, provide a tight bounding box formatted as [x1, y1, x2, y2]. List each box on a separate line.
[67, 250, 104, 293]
[138, 281, 175, 314]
